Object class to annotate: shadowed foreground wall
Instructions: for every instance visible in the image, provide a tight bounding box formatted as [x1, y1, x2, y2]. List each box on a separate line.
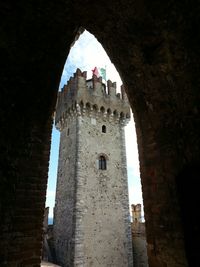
[0, 1, 200, 266]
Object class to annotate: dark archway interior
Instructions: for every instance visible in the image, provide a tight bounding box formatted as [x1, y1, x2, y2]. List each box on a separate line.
[0, 1, 200, 266]
[175, 162, 199, 267]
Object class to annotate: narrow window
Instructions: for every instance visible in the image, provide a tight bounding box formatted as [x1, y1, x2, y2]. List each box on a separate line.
[102, 125, 106, 133]
[67, 128, 70, 136]
[99, 156, 107, 170]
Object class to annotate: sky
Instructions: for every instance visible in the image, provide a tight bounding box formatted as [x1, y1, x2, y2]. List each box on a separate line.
[45, 30, 143, 219]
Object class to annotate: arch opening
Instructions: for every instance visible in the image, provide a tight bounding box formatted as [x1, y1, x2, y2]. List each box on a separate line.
[45, 29, 145, 266]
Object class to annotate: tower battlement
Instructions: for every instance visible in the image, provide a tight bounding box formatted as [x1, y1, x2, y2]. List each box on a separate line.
[55, 68, 130, 130]
[131, 204, 142, 222]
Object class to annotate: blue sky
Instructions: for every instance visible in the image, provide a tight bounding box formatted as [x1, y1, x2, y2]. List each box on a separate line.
[46, 30, 143, 218]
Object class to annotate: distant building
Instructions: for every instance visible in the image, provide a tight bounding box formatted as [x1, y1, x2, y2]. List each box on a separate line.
[131, 203, 149, 267]
[42, 207, 54, 263]
[131, 203, 142, 222]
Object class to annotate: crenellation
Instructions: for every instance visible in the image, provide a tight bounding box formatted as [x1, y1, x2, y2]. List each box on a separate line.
[120, 84, 128, 101]
[107, 79, 116, 97]
[55, 69, 130, 130]
[91, 76, 105, 96]
[75, 68, 82, 77]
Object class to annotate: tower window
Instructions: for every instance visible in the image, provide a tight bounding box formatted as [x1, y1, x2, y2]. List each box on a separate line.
[102, 125, 106, 133]
[99, 155, 107, 170]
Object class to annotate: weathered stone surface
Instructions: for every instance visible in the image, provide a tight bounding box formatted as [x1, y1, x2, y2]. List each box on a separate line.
[41, 261, 60, 267]
[132, 222, 148, 267]
[53, 71, 133, 266]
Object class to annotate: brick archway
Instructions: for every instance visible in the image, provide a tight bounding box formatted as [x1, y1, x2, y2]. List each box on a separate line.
[0, 1, 199, 266]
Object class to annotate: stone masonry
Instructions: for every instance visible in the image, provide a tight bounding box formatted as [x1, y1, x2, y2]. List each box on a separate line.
[131, 204, 149, 267]
[53, 69, 133, 267]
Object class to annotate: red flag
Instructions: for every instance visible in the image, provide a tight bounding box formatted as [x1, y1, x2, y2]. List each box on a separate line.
[92, 67, 99, 77]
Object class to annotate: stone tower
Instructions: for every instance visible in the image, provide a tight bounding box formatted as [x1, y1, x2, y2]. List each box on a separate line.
[53, 69, 133, 267]
[131, 204, 142, 223]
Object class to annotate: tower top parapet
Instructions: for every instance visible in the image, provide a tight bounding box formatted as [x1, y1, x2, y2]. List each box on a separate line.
[55, 68, 130, 130]
[131, 204, 142, 223]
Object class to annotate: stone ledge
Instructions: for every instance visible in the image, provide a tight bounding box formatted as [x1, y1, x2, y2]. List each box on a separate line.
[41, 261, 61, 267]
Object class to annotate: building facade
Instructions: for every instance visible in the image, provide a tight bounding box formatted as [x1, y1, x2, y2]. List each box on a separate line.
[53, 69, 133, 267]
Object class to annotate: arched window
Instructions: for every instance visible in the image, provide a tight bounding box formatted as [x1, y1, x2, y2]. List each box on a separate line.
[86, 102, 91, 111]
[99, 155, 107, 170]
[93, 104, 98, 113]
[113, 110, 118, 117]
[100, 106, 105, 113]
[107, 108, 112, 117]
[102, 125, 106, 133]
[79, 101, 84, 110]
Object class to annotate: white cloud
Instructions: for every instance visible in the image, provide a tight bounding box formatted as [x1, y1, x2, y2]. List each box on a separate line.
[46, 190, 56, 198]
[59, 30, 122, 91]
[128, 184, 143, 205]
[46, 190, 56, 218]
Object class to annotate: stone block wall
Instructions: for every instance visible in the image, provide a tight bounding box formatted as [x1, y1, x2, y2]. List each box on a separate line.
[132, 222, 149, 267]
[0, 112, 53, 267]
[53, 116, 78, 266]
[73, 114, 133, 266]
